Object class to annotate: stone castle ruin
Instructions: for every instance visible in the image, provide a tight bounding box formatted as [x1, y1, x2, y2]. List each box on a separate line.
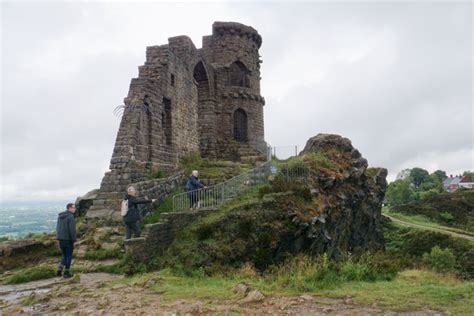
[86, 22, 266, 221]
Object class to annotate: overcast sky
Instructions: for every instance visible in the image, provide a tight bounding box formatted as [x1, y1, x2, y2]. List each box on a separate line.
[1, 1, 472, 202]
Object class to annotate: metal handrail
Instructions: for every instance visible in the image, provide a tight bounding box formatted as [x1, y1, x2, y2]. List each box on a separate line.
[255, 140, 272, 161]
[172, 162, 272, 212]
[172, 160, 310, 212]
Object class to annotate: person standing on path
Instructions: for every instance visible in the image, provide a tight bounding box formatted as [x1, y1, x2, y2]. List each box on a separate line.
[56, 203, 77, 278]
[122, 186, 156, 239]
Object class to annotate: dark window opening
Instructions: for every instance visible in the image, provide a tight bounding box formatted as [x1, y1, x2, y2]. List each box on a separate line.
[144, 96, 153, 161]
[229, 61, 250, 87]
[163, 97, 172, 146]
[170, 73, 175, 86]
[233, 109, 248, 142]
[193, 61, 210, 99]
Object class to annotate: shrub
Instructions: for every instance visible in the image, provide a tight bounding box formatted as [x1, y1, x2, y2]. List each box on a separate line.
[340, 252, 400, 282]
[438, 211, 454, 223]
[422, 246, 456, 273]
[266, 253, 399, 292]
[458, 249, 474, 279]
[196, 224, 214, 240]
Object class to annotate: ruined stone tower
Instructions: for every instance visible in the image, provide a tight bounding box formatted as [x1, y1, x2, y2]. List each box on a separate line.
[87, 22, 266, 220]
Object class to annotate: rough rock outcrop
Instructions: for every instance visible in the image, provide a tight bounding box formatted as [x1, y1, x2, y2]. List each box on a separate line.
[160, 134, 387, 270]
[297, 133, 387, 255]
[75, 188, 99, 217]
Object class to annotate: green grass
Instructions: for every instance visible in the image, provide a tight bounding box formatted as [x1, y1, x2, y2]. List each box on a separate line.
[317, 270, 473, 315]
[5, 266, 57, 284]
[389, 191, 474, 232]
[383, 207, 474, 237]
[111, 266, 472, 315]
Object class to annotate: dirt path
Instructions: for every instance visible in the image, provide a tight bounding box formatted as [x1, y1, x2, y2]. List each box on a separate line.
[1, 273, 445, 315]
[383, 214, 474, 240]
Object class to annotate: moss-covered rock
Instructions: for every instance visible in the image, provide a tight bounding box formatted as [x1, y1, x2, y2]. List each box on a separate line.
[161, 134, 388, 272]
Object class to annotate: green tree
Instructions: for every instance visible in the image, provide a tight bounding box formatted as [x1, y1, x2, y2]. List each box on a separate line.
[420, 173, 443, 192]
[462, 170, 473, 179]
[385, 179, 415, 205]
[410, 167, 430, 188]
[422, 246, 456, 273]
[432, 170, 447, 182]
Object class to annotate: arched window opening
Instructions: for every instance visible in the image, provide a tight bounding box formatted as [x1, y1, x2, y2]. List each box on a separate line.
[229, 61, 249, 87]
[193, 61, 210, 99]
[233, 109, 248, 142]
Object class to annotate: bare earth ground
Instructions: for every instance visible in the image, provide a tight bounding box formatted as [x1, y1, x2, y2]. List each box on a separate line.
[0, 272, 445, 315]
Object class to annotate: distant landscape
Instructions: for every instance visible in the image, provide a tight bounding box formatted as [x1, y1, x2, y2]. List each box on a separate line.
[0, 201, 67, 239]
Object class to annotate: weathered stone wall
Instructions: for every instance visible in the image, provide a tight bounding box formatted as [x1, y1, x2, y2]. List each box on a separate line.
[88, 22, 266, 221]
[124, 208, 215, 261]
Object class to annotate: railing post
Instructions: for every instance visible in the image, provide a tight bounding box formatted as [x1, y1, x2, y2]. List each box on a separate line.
[221, 184, 225, 203]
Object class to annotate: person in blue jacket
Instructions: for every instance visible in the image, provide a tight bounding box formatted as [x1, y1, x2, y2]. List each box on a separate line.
[186, 170, 204, 209]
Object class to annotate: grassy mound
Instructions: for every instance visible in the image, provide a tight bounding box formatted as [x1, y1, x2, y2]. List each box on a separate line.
[158, 186, 292, 272]
[390, 190, 474, 232]
[382, 218, 474, 279]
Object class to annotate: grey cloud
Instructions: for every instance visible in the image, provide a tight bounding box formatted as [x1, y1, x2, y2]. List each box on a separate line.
[1, 1, 472, 200]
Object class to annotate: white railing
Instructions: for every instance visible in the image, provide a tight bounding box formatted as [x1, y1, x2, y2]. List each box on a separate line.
[278, 162, 310, 182]
[172, 160, 310, 212]
[255, 140, 272, 161]
[270, 145, 299, 160]
[172, 162, 272, 211]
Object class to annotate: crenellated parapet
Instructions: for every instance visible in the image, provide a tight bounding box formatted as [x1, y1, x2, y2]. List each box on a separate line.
[212, 21, 262, 48]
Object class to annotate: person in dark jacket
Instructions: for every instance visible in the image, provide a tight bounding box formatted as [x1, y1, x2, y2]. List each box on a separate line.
[123, 186, 156, 239]
[186, 170, 204, 209]
[56, 203, 77, 278]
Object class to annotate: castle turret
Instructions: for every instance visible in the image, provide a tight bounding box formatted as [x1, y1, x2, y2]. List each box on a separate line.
[203, 22, 265, 159]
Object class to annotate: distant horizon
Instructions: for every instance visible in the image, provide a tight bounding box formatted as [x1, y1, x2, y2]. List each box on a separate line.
[0, 164, 472, 204]
[0, 199, 74, 207]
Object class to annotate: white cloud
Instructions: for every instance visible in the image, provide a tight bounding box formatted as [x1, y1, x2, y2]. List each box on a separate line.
[1, 1, 472, 201]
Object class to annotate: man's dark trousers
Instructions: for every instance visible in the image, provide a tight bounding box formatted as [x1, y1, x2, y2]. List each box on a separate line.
[59, 240, 74, 270]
